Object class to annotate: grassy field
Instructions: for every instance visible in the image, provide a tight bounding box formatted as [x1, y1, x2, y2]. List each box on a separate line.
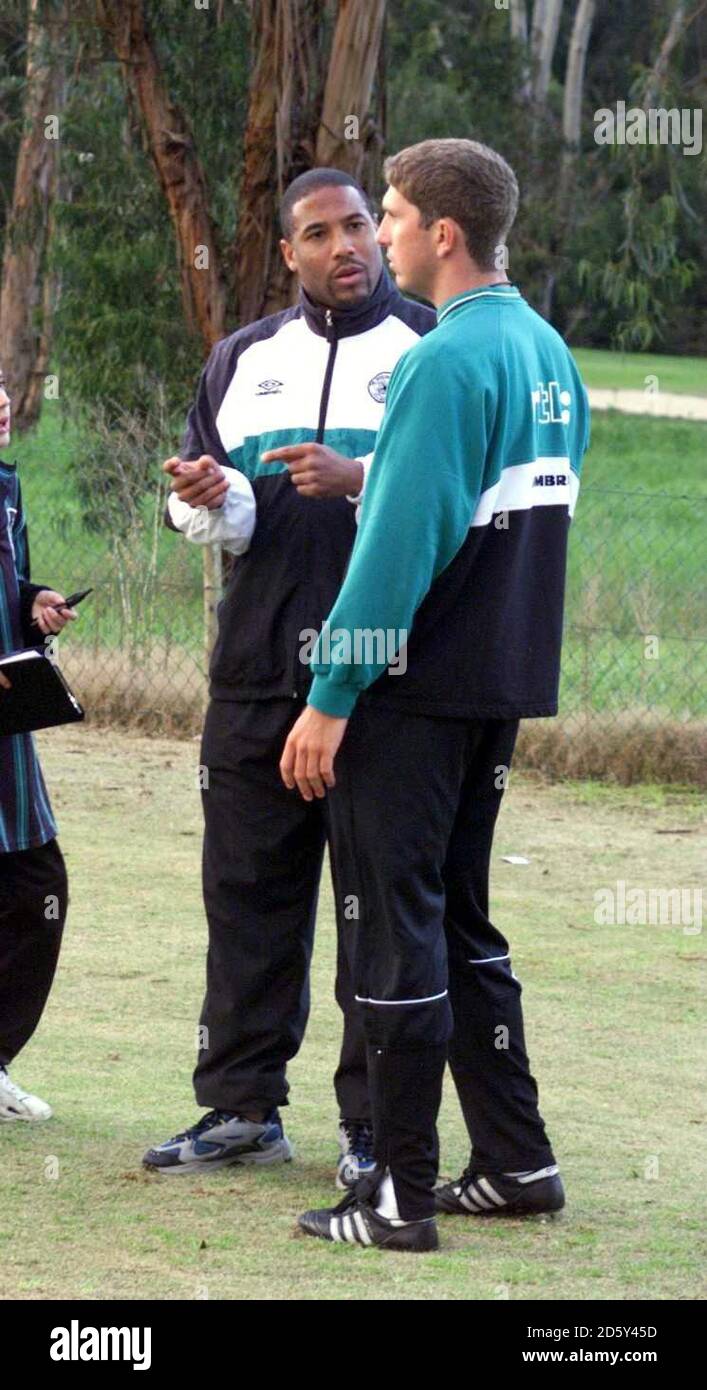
[1, 730, 704, 1301]
[572, 348, 707, 397]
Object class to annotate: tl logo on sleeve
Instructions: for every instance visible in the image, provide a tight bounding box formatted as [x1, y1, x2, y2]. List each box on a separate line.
[532, 382, 572, 425]
[256, 379, 283, 396]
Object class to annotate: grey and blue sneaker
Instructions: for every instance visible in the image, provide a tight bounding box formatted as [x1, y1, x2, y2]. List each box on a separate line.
[336, 1119, 376, 1191]
[142, 1108, 293, 1174]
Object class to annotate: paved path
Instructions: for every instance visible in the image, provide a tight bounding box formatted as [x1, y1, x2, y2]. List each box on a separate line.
[587, 388, 707, 420]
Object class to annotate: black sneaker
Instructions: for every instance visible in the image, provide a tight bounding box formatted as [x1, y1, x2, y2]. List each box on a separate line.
[436, 1163, 565, 1217]
[299, 1185, 439, 1253]
[336, 1119, 376, 1190]
[142, 1108, 293, 1174]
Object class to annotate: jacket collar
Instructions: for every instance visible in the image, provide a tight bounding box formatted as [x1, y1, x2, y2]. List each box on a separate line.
[437, 283, 521, 323]
[298, 266, 403, 339]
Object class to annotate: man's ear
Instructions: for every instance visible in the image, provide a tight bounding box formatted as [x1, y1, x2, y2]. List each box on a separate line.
[280, 238, 297, 272]
[436, 218, 458, 259]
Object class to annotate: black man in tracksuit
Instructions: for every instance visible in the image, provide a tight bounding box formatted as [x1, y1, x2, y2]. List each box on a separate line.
[143, 170, 435, 1182]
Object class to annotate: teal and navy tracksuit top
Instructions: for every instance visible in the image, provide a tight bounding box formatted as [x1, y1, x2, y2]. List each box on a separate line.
[0, 461, 57, 852]
[307, 284, 591, 720]
[168, 268, 435, 700]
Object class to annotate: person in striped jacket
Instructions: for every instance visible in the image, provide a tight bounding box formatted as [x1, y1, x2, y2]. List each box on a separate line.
[0, 365, 77, 1121]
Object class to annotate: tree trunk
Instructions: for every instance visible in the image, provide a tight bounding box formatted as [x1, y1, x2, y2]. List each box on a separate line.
[533, 0, 596, 324]
[531, 0, 564, 105]
[510, 0, 528, 44]
[235, 0, 387, 325]
[21, 195, 59, 425]
[314, 0, 386, 177]
[0, 0, 67, 431]
[97, 0, 227, 351]
[562, 0, 596, 149]
[543, 0, 597, 323]
[510, 0, 531, 101]
[529, 0, 548, 60]
[643, 1, 701, 110]
[235, 0, 324, 325]
[361, 10, 387, 198]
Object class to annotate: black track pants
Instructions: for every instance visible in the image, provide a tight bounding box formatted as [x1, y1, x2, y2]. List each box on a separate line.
[327, 703, 556, 1221]
[0, 838, 67, 1067]
[193, 698, 368, 1119]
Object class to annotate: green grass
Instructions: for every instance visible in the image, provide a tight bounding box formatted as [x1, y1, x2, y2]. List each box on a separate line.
[564, 413, 707, 718]
[1, 730, 704, 1300]
[572, 348, 707, 397]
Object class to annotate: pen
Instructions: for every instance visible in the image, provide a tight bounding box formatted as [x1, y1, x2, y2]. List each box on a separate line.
[48, 588, 93, 612]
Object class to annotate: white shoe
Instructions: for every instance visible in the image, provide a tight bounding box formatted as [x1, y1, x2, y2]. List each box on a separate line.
[0, 1067, 53, 1121]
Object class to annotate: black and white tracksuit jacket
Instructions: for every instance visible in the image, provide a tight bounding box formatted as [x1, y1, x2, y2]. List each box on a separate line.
[167, 270, 436, 700]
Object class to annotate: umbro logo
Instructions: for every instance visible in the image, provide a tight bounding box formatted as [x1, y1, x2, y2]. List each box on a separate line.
[256, 379, 283, 395]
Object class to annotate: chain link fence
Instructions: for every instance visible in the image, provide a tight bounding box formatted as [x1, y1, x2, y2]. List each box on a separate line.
[26, 485, 707, 785]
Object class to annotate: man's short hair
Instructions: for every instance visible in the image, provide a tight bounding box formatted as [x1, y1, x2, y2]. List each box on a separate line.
[383, 138, 519, 272]
[280, 168, 372, 240]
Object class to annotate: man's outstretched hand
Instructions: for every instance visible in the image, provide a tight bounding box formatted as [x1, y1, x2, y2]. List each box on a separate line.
[261, 444, 363, 499]
[163, 455, 229, 510]
[280, 706, 349, 800]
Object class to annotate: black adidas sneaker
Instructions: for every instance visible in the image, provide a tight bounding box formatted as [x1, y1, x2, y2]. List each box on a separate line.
[436, 1163, 565, 1217]
[299, 1184, 439, 1252]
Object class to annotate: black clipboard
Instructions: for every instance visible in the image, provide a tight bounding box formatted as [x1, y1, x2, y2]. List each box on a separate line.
[0, 646, 85, 736]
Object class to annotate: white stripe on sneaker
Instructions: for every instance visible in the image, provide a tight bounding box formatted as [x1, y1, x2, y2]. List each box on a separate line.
[459, 1187, 482, 1212]
[468, 1183, 495, 1210]
[478, 1177, 506, 1206]
[341, 1214, 355, 1243]
[353, 1209, 372, 1245]
[330, 1216, 342, 1242]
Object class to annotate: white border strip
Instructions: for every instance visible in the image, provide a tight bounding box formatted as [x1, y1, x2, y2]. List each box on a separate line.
[355, 990, 449, 1006]
[471, 458, 579, 527]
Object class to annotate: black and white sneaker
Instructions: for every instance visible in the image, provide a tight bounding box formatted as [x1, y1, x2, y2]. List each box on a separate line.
[299, 1169, 439, 1252]
[436, 1163, 565, 1217]
[336, 1119, 375, 1190]
[299, 1191, 438, 1252]
[142, 1108, 293, 1174]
